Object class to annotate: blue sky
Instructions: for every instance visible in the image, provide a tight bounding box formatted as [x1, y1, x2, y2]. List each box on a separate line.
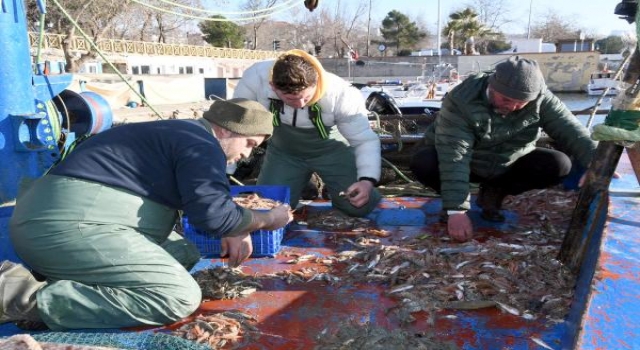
[333, 0, 636, 37]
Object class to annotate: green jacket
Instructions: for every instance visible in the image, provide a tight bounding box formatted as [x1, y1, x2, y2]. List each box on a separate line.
[422, 73, 596, 210]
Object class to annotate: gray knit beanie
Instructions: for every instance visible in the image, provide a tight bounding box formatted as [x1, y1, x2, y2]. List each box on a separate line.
[203, 98, 273, 138]
[489, 56, 545, 101]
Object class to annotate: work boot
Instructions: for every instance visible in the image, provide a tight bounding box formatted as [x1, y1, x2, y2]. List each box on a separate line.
[0, 261, 46, 323]
[439, 210, 448, 223]
[476, 186, 506, 222]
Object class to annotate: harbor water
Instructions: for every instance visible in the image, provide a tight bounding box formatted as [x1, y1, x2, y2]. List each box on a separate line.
[556, 92, 613, 129]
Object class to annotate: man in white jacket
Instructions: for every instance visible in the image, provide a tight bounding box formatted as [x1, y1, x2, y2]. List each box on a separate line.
[234, 49, 381, 217]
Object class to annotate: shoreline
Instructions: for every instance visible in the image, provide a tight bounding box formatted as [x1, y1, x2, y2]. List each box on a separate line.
[111, 100, 212, 124]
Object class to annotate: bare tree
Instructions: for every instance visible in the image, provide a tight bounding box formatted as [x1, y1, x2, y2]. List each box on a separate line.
[242, 0, 280, 50]
[303, 8, 333, 56]
[27, 0, 233, 72]
[331, 0, 368, 57]
[466, 0, 514, 32]
[530, 10, 579, 42]
[27, 0, 135, 72]
[124, 0, 204, 43]
[135, 10, 156, 42]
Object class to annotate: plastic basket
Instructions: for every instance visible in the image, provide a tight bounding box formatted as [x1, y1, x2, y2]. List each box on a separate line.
[183, 185, 290, 258]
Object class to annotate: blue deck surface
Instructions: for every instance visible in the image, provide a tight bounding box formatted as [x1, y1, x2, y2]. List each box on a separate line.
[575, 154, 640, 350]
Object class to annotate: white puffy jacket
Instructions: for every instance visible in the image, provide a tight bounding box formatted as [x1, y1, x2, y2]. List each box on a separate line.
[233, 60, 381, 181]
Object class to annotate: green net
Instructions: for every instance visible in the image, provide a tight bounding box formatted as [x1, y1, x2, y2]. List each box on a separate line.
[592, 109, 640, 141]
[603, 109, 640, 130]
[25, 331, 210, 350]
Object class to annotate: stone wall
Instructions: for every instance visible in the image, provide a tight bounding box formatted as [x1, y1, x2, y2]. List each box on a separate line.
[318, 51, 601, 93]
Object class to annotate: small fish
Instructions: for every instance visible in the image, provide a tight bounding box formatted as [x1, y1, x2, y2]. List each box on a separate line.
[338, 190, 357, 198]
[367, 254, 381, 269]
[388, 284, 414, 294]
[307, 273, 321, 282]
[444, 300, 496, 310]
[455, 260, 471, 270]
[389, 261, 410, 275]
[347, 263, 360, 273]
[496, 243, 526, 250]
[530, 337, 555, 350]
[239, 288, 257, 296]
[496, 302, 520, 316]
[437, 246, 480, 255]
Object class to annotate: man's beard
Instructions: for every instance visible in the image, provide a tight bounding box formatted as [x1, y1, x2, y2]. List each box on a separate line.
[492, 107, 510, 116]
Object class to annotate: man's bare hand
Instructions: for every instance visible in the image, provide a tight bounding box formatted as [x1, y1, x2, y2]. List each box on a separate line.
[343, 180, 374, 208]
[221, 233, 252, 267]
[447, 213, 474, 242]
[264, 204, 293, 230]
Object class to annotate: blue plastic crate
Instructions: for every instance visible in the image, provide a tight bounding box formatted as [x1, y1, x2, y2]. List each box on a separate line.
[183, 185, 290, 258]
[183, 218, 285, 258]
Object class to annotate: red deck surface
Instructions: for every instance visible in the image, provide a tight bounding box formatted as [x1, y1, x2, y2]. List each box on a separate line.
[177, 197, 568, 350]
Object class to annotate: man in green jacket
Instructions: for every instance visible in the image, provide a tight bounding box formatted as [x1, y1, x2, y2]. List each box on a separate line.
[410, 56, 596, 242]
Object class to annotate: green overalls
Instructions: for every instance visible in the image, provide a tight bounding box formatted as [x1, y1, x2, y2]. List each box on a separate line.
[258, 115, 381, 217]
[9, 175, 202, 330]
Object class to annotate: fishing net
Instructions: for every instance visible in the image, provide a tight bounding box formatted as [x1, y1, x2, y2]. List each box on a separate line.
[2, 331, 210, 350]
[591, 109, 640, 141]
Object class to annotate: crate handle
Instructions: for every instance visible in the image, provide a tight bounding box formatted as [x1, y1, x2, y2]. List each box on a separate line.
[235, 191, 265, 197]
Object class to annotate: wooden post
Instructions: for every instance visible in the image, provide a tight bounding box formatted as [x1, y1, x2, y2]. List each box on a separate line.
[559, 142, 624, 272]
[559, 45, 640, 272]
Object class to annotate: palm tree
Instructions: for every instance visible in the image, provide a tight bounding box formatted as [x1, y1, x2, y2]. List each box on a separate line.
[443, 21, 462, 54]
[461, 21, 492, 55]
[445, 7, 490, 55]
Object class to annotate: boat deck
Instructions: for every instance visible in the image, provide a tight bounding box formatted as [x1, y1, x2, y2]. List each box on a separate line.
[0, 155, 638, 349]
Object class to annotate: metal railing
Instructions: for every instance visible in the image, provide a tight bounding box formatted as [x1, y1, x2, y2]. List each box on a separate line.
[28, 32, 279, 60]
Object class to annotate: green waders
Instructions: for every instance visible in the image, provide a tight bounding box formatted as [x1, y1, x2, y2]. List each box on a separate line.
[258, 123, 381, 217]
[9, 175, 202, 330]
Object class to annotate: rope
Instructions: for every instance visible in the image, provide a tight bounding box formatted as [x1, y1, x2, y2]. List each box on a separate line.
[45, 100, 62, 143]
[586, 51, 633, 129]
[35, 13, 46, 67]
[229, 175, 245, 186]
[381, 157, 413, 183]
[54, 94, 72, 136]
[369, 111, 381, 129]
[130, 0, 299, 22]
[153, 0, 297, 16]
[49, 0, 164, 120]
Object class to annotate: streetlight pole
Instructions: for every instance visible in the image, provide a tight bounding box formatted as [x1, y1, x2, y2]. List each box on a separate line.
[437, 0, 441, 62]
[527, 0, 533, 39]
[366, 0, 371, 57]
